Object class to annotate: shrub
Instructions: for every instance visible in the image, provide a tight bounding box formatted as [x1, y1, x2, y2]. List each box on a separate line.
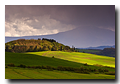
[98, 68, 104, 73]
[7, 63, 15, 67]
[83, 71, 90, 74]
[104, 69, 109, 72]
[18, 64, 26, 68]
[42, 65, 47, 69]
[5, 66, 8, 68]
[93, 69, 97, 72]
[31, 66, 35, 69]
[57, 66, 66, 71]
[27, 66, 31, 68]
[84, 63, 88, 66]
[89, 68, 91, 72]
[46, 66, 53, 71]
[80, 66, 84, 71]
[105, 72, 115, 75]
[35, 66, 42, 69]
[52, 56, 54, 58]
[65, 67, 74, 71]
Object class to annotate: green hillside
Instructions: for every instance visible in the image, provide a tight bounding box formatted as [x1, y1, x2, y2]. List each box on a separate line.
[6, 67, 115, 79]
[5, 39, 115, 79]
[27, 51, 115, 68]
[5, 51, 115, 71]
[5, 51, 115, 79]
[5, 38, 75, 53]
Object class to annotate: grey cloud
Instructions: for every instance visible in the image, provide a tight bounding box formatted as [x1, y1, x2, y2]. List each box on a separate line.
[13, 25, 18, 28]
[5, 5, 115, 37]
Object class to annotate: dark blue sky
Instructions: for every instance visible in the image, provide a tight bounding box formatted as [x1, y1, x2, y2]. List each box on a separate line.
[5, 5, 115, 48]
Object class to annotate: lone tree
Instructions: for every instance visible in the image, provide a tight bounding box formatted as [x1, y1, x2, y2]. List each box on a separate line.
[72, 45, 75, 51]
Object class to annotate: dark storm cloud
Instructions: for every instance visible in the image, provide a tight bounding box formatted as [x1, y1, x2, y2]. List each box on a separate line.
[5, 5, 115, 36]
[50, 5, 115, 27]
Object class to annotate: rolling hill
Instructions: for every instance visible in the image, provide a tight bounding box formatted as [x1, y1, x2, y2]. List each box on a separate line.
[5, 51, 115, 79]
[5, 38, 75, 53]
[27, 51, 115, 68]
[5, 37, 115, 79]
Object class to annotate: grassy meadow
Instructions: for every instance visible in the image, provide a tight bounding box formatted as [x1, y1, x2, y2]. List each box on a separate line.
[6, 67, 115, 79]
[27, 51, 115, 67]
[5, 51, 115, 79]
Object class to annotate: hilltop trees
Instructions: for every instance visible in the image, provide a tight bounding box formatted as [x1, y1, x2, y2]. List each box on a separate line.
[42, 38, 56, 42]
[5, 38, 75, 53]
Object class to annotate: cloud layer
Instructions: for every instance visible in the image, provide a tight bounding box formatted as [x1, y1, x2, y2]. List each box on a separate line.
[5, 14, 75, 37]
[5, 5, 115, 37]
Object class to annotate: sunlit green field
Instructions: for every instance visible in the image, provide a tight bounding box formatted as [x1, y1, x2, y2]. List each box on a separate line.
[27, 51, 115, 67]
[5, 51, 115, 79]
[5, 67, 115, 79]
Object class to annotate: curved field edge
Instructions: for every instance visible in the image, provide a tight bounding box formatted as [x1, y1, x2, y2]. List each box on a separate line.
[26, 51, 115, 67]
[5, 67, 115, 79]
[5, 52, 115, 72]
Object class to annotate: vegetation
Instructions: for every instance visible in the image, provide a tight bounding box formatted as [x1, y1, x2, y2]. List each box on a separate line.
[97, 48, 115, 57]
[5, 51, 115, 79]
[75, 49, 101, 54]
[5, 52, 115, 71]
[5, 38, 76, 53]
[5, 38, 115, 79]
[76, 48, 115, 57]
[28, 51, 115, 68]
[5, 67, 115, 79]
[6, 63, 115, 75]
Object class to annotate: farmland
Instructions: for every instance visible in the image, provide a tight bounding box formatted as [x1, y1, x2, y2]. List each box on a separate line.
[5, 67, 115, 79]
[5, 51, 115, 79]
[27, 51, 115, 67]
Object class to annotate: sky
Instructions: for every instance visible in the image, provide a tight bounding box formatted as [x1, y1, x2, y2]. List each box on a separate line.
[5, 5, 115, 37]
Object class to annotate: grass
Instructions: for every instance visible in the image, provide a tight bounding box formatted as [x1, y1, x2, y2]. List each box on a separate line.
[5, 52, 88, 68]
[5, 51, 115, 79]
[5, 52, 115, 72]
[5, 67, 115, 79]
[27, 51, 115, 68]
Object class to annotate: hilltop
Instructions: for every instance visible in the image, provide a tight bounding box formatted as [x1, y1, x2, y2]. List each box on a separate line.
[5, 38, 76, 53]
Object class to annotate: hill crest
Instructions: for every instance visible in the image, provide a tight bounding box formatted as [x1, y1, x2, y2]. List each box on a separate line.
[5, 38, 76, 53]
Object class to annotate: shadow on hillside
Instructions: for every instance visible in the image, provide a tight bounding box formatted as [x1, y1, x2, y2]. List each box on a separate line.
[5, 52, 114, 71]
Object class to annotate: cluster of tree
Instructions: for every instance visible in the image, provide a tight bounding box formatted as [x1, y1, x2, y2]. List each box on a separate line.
[6, 63, 114, 75]
[97, 48, 115, 57]
[42, 38, 56, 42]
[75, 48, 115, 57]
[5, 38, 76, 53]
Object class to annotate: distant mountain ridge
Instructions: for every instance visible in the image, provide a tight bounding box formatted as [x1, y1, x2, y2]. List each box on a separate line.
[5, 26, 115, 48]
[78, 45, 115, 50]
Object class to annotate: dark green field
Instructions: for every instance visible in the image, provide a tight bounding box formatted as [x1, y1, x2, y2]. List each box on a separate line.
[6, 67, 115, 79]
[5, 51, 115, 79]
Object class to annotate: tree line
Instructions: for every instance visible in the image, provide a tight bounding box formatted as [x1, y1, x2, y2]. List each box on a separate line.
[6, 63, 115, 75]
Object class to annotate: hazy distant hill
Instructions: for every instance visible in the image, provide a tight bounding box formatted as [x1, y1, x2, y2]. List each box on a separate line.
[5, 26, 115, 48]
[78, 45, 115, 50]
[88, 45, 115, 50]
[97, 47, 115, 57]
